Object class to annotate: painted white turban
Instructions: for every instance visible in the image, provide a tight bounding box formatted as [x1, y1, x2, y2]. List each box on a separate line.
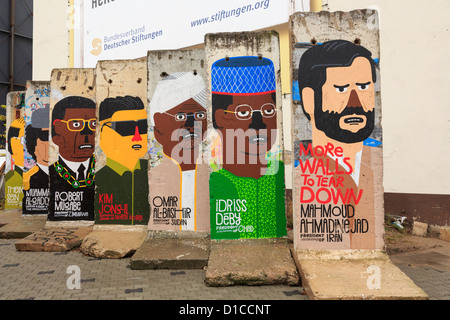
[149, 72, 207, 125]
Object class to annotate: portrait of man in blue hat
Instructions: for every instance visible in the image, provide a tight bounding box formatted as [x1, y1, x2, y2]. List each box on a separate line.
[209, 56, 287, 240]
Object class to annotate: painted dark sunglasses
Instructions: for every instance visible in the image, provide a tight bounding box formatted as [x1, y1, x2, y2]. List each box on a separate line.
[102, 119, 147, 137]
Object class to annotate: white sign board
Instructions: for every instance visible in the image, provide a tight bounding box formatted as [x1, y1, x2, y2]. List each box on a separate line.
[73, 0, 310, 68]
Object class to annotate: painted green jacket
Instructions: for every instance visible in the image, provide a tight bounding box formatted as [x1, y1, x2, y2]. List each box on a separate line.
[209, 160, 287, 239]
[94, 158, 149, 225]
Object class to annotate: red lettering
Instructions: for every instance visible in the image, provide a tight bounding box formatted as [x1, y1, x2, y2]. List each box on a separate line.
[299, 187, 363, 205]
[343, 157, 353, 174]
[299, 143, 313, 156]
[316, 188, 331, 204]
[300, 186, 314, 203]
[299, 158, 316, 174]
[331, 188, 363, 205]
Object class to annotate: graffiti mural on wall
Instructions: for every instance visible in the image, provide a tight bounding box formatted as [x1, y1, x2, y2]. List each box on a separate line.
[294, 40, 381, 249]
[95, 96, 150, 225]
[48, 96, 96, 221]
[23, 84, 51, 169]
[209, 56, 287, 239]
[22, 83, 51, 215]
[5, 117, 25, 209]
[148, 72, 210, 231]
[22, 107, 50, 214]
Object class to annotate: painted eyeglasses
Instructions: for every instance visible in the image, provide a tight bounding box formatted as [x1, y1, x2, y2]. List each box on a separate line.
[224, 104, 277, 121]
[54, 118, 97, 132]
[164, 111, 207, 122]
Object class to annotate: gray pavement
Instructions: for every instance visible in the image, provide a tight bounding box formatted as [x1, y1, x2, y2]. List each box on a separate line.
[389, 245, 450, 300]
[0, 239, 307, 300]
[1, 233, 449, 301]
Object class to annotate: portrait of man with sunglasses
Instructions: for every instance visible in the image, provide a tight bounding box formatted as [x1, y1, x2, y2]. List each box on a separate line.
[209, 56, 287, 240]
[22, 107, 50, 215]
[94, 95, 149, 225]
[148, 72, 210, 232]
[48, 96, 96, 221]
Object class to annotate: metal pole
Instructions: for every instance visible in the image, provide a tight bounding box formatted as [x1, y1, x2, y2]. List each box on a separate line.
[9, 0, 16, 92]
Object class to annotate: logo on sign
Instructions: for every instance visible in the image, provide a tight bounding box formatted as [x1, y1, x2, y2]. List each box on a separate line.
[90, 38, 102, 56]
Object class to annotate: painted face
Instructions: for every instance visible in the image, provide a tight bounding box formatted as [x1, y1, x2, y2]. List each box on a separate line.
[317, 57, 375, 143]
[52, 108, 96, 162]
[153, 98, 207, 156]
[100, 109, 148, 168]
[9, 120, 25, 167]
[34, 130, 50, 167]
[314, 57, 375, 143]
[215, 93, 278, 158]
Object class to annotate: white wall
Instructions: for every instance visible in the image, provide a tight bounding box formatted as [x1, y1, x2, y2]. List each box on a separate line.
[327, 0, 450, 195]
[33, 0, 70, 81]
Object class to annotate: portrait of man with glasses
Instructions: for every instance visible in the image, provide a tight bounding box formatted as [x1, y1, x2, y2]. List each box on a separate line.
[48, 96, 96, 221]
[94, 95, 150, 225]
[209, 56, 287, 240]
[148, 72, 210, 232]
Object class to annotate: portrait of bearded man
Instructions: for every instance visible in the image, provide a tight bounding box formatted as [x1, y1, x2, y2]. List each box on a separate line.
[296, 39, 381, 249]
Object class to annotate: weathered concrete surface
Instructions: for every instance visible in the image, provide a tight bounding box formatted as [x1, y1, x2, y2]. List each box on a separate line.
[80, 226, 147, 259]
[412, 221, 428, 237]
[440, 227, 450, 242]
[49, 68, 96, 165]
[0, 214, 47, 239]
[94, 57, 148, 170]
[15, 226, 93, 252]
[130, 231, 210, 269]
[291, 10, 385, 251]
[147, 49, 210, 232]
[205, 239, 300, 287]
[293, 250, 428, 300]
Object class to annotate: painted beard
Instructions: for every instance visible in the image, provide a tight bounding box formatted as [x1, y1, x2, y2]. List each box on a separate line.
[315, 106, 375, 144]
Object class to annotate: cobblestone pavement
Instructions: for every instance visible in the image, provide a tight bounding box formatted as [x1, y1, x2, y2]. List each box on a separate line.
[388, 236, 450, 300]
[1, 235, 449, 301]
[0, 239, 307, 301]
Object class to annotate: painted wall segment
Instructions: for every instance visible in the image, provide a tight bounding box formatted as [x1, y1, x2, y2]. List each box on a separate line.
[94, 58, 150, 226]
[205, 32, 287, 239]
[147, 50, 210, 232]
[4, 91, 25, 210]
[22, 81, 51, 215]
[48, 69, 96, 222]
[290, 11, 384, 250]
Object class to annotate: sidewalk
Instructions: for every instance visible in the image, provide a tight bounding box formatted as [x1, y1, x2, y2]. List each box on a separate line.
[0, 224, 448, 300]
[386, 230, 450, 300]
[0, 238, 307, 300]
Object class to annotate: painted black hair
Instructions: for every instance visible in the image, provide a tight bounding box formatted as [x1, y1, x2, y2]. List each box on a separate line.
[297, 39, 377, 120]
[99, 96, 145, 122]
[51, 96, 96, 137]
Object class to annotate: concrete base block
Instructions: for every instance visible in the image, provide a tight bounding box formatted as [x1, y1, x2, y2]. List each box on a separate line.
[205, 238, 300, 287]
[80, 225, 147, 259]
[439, 227, 450, 242]
[412, 221, 428, 237]
[428, 225, 441, 238]
[0, 214, 47, 239]
[15, 226, 93, 252]
[293, 250, 428, 300]
[130, 232, 210, 270]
